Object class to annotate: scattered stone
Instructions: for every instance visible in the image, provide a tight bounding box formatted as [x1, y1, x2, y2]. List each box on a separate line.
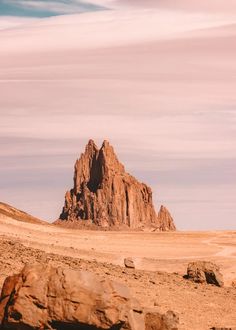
[145, 309, 179, 330]
[124, 257, 135, 269]
[186, 261, 224, 287]
[210, 328, 236, 330]
[231, 279, 236, 288]
[55, 139, 176, 231]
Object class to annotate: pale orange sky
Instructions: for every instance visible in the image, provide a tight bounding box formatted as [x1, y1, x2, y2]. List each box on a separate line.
[0, 0, 235, 229]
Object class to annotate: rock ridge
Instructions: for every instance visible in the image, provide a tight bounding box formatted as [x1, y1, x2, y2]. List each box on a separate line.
[0, 202, 45, 225]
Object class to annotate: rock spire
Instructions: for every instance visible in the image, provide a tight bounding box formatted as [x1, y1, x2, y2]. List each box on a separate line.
[56, 139, 176, 231]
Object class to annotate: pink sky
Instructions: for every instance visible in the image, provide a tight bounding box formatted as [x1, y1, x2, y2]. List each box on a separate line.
[0, 0, 235, 229]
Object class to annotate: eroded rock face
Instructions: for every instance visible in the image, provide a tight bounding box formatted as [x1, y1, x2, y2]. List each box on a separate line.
[158, 206, 176, 231]
[0, 264, 179, 330]
[57, 140, 176, 231]
[186, 261, 224, 287]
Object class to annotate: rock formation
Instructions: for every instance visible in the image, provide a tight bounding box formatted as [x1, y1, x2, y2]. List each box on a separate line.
[0, 264, 179, 330]
[158, 206, 176, 231]
[56, 139, 176, 231]
[186, 261, 224, 287]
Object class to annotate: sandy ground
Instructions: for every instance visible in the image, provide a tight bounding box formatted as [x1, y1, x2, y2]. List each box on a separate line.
[0, 214, 236, 329]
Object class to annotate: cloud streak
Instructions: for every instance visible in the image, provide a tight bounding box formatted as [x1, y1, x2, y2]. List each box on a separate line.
[0, 1, 235, 229]
[0, 0, 104, 18]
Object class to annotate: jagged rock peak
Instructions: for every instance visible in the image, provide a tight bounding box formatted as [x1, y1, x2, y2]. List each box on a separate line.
[99, 139, 125, 174]
[88, 138, 97, 146]
[84, 138, 98, 153]
[56, 140, 176, 231]
[158, 205, 176, 231]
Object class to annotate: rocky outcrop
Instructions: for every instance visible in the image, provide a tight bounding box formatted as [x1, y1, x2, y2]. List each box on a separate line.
[186, 261, 224, 287]
[0, 264, 179, 330]
[56, 139, 176, 231]
[158, 206, 176, 231]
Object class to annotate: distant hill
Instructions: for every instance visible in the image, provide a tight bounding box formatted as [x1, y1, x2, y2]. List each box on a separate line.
[0, 202, 46, 225]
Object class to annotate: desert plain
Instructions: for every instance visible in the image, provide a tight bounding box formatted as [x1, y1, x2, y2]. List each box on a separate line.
[0, 213, 236, 330]
[0, 0, 236, 329]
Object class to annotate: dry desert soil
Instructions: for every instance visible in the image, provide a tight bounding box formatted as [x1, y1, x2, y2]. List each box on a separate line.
[0, 214, 236, 330]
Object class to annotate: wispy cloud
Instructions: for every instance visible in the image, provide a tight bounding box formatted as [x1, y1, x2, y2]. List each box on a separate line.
[0, 0, 105, 17]
[0, 2, 235, 229]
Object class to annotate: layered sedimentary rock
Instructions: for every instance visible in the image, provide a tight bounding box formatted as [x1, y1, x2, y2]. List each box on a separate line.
[57, 140, 176, 230]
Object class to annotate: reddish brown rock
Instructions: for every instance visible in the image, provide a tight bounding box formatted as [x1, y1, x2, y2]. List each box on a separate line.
[0, 274, 20, 323]
[145, 310, 179, 330]
[56, 140, 176, 231]
[124, 257, 135, 269]
[158, 206, 176, 231]
[0, 264, 179, 330]
[210, 328, 236, 330]
[0, 264, 144, 329]
[186, 261, 224, 287]
[231, 279, 236, 288]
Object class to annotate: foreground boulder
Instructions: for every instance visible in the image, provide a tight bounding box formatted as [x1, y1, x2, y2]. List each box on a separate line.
[56, 139, 176, 231]
[186, 261, 224, 287]
[0, 264, 179, 330]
